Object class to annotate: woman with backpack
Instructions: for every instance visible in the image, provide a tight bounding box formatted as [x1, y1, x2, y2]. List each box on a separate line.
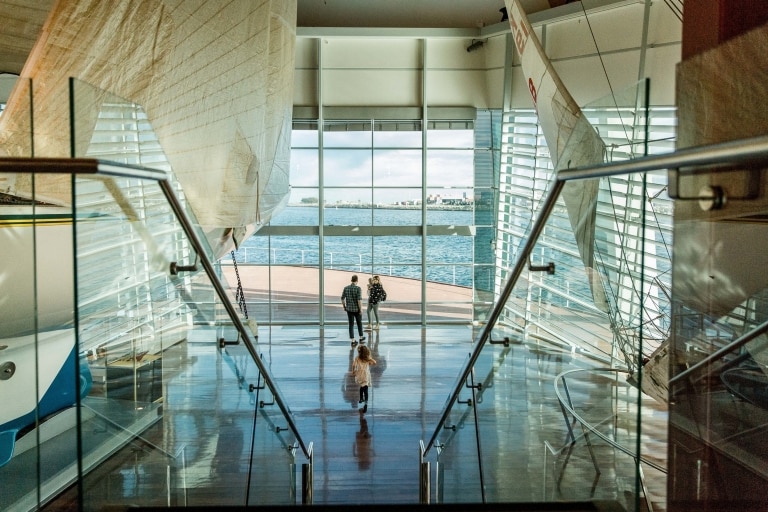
[366, 275, 386, 330]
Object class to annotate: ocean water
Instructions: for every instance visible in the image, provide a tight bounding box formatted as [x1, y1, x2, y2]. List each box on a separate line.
[234, 206, 476, 287]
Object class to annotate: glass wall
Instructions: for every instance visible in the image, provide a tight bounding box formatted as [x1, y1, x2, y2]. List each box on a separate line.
[233, 115, 488, 325]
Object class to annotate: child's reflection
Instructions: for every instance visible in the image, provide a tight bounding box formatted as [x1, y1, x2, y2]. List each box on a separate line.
[353, 413, 373, 470]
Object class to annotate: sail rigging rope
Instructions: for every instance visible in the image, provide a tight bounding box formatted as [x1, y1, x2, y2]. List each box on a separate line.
[230, 250, 249, 319]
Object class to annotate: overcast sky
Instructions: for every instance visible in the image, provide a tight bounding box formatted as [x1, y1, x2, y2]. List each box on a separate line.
[290, 128, 476, 204]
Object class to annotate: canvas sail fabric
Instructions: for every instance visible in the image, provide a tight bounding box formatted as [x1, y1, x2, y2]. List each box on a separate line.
[504, 0, 608, 312]
[0, 0, 297, 257]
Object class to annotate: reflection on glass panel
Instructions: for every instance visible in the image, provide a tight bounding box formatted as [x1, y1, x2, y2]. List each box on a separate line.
[426, 149, 474, 187]
[500, 178, 616, 357]
[323, 193, 372, 223]
[373, 149, 421, 187]
[323, 120, 372, 148]
[433, 351, 487, 504]
[68, 79, 218, 265]
[432, 169, 652, 507]
[291, 148, 319, 187]
[324, 149, 372, 187]
[70, 79, 169, 169]
[373, 122, 422, 147]
[373, 200, 421, 225]
[473, 263, 495, 295]
[669, 186, 768, 506]
[427, 125, 474, 148]
[473, 188, 495, 227]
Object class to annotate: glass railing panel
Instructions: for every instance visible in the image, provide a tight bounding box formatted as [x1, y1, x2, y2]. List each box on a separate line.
[246, 356, 300, 506]
[432, 352, 484, 503]
[63, 169, 302, 508]
[669, 174, 768, 509]
[432, 78, 666, 510]
[428, 157, 663, 509]
[483, 174, 630, 504]
[0, 164, 81, 511]
[503, 175, 617, 361]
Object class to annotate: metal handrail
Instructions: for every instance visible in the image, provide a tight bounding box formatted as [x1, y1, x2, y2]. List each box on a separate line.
[558, 133, 768, 180]
[669, 317, 768, 386]
[155, 172, 312, 460]
[0, 157, 312, 460]
[554, 368, 667, 474]
[423, 177, 564, 454]
[423, 132, 768, 456]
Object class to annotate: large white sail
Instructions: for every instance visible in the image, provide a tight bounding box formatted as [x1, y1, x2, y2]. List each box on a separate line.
[504, 0, 607, 311]
[0, 0, 297, 255]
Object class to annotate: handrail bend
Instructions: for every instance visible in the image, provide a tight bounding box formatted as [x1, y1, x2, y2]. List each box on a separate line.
[554, 368, 666, 474]
[423, 133, 768, 457]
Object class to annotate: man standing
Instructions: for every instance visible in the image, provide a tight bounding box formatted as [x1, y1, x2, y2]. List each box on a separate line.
[341, 274, 366, 345]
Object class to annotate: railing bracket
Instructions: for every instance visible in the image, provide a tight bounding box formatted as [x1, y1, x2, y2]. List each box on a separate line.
[489, 336, 511, 347]
[528, 262, 555, 274]
[170, 260, 198, 275]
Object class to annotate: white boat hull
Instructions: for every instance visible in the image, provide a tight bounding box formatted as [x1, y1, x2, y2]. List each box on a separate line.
[0, 328, 91, 467]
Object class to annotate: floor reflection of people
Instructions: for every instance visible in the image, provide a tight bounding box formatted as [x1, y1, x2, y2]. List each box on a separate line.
[368, 330, 387, 389]
[353, 414, 373, 470]
[211, 415, 243, 479]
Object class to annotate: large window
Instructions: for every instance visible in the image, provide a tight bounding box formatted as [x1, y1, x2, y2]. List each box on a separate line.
[233, 115, 490, 325]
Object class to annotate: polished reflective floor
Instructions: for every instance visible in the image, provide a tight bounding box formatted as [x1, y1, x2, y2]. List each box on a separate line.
[43, 323, 668, 510]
